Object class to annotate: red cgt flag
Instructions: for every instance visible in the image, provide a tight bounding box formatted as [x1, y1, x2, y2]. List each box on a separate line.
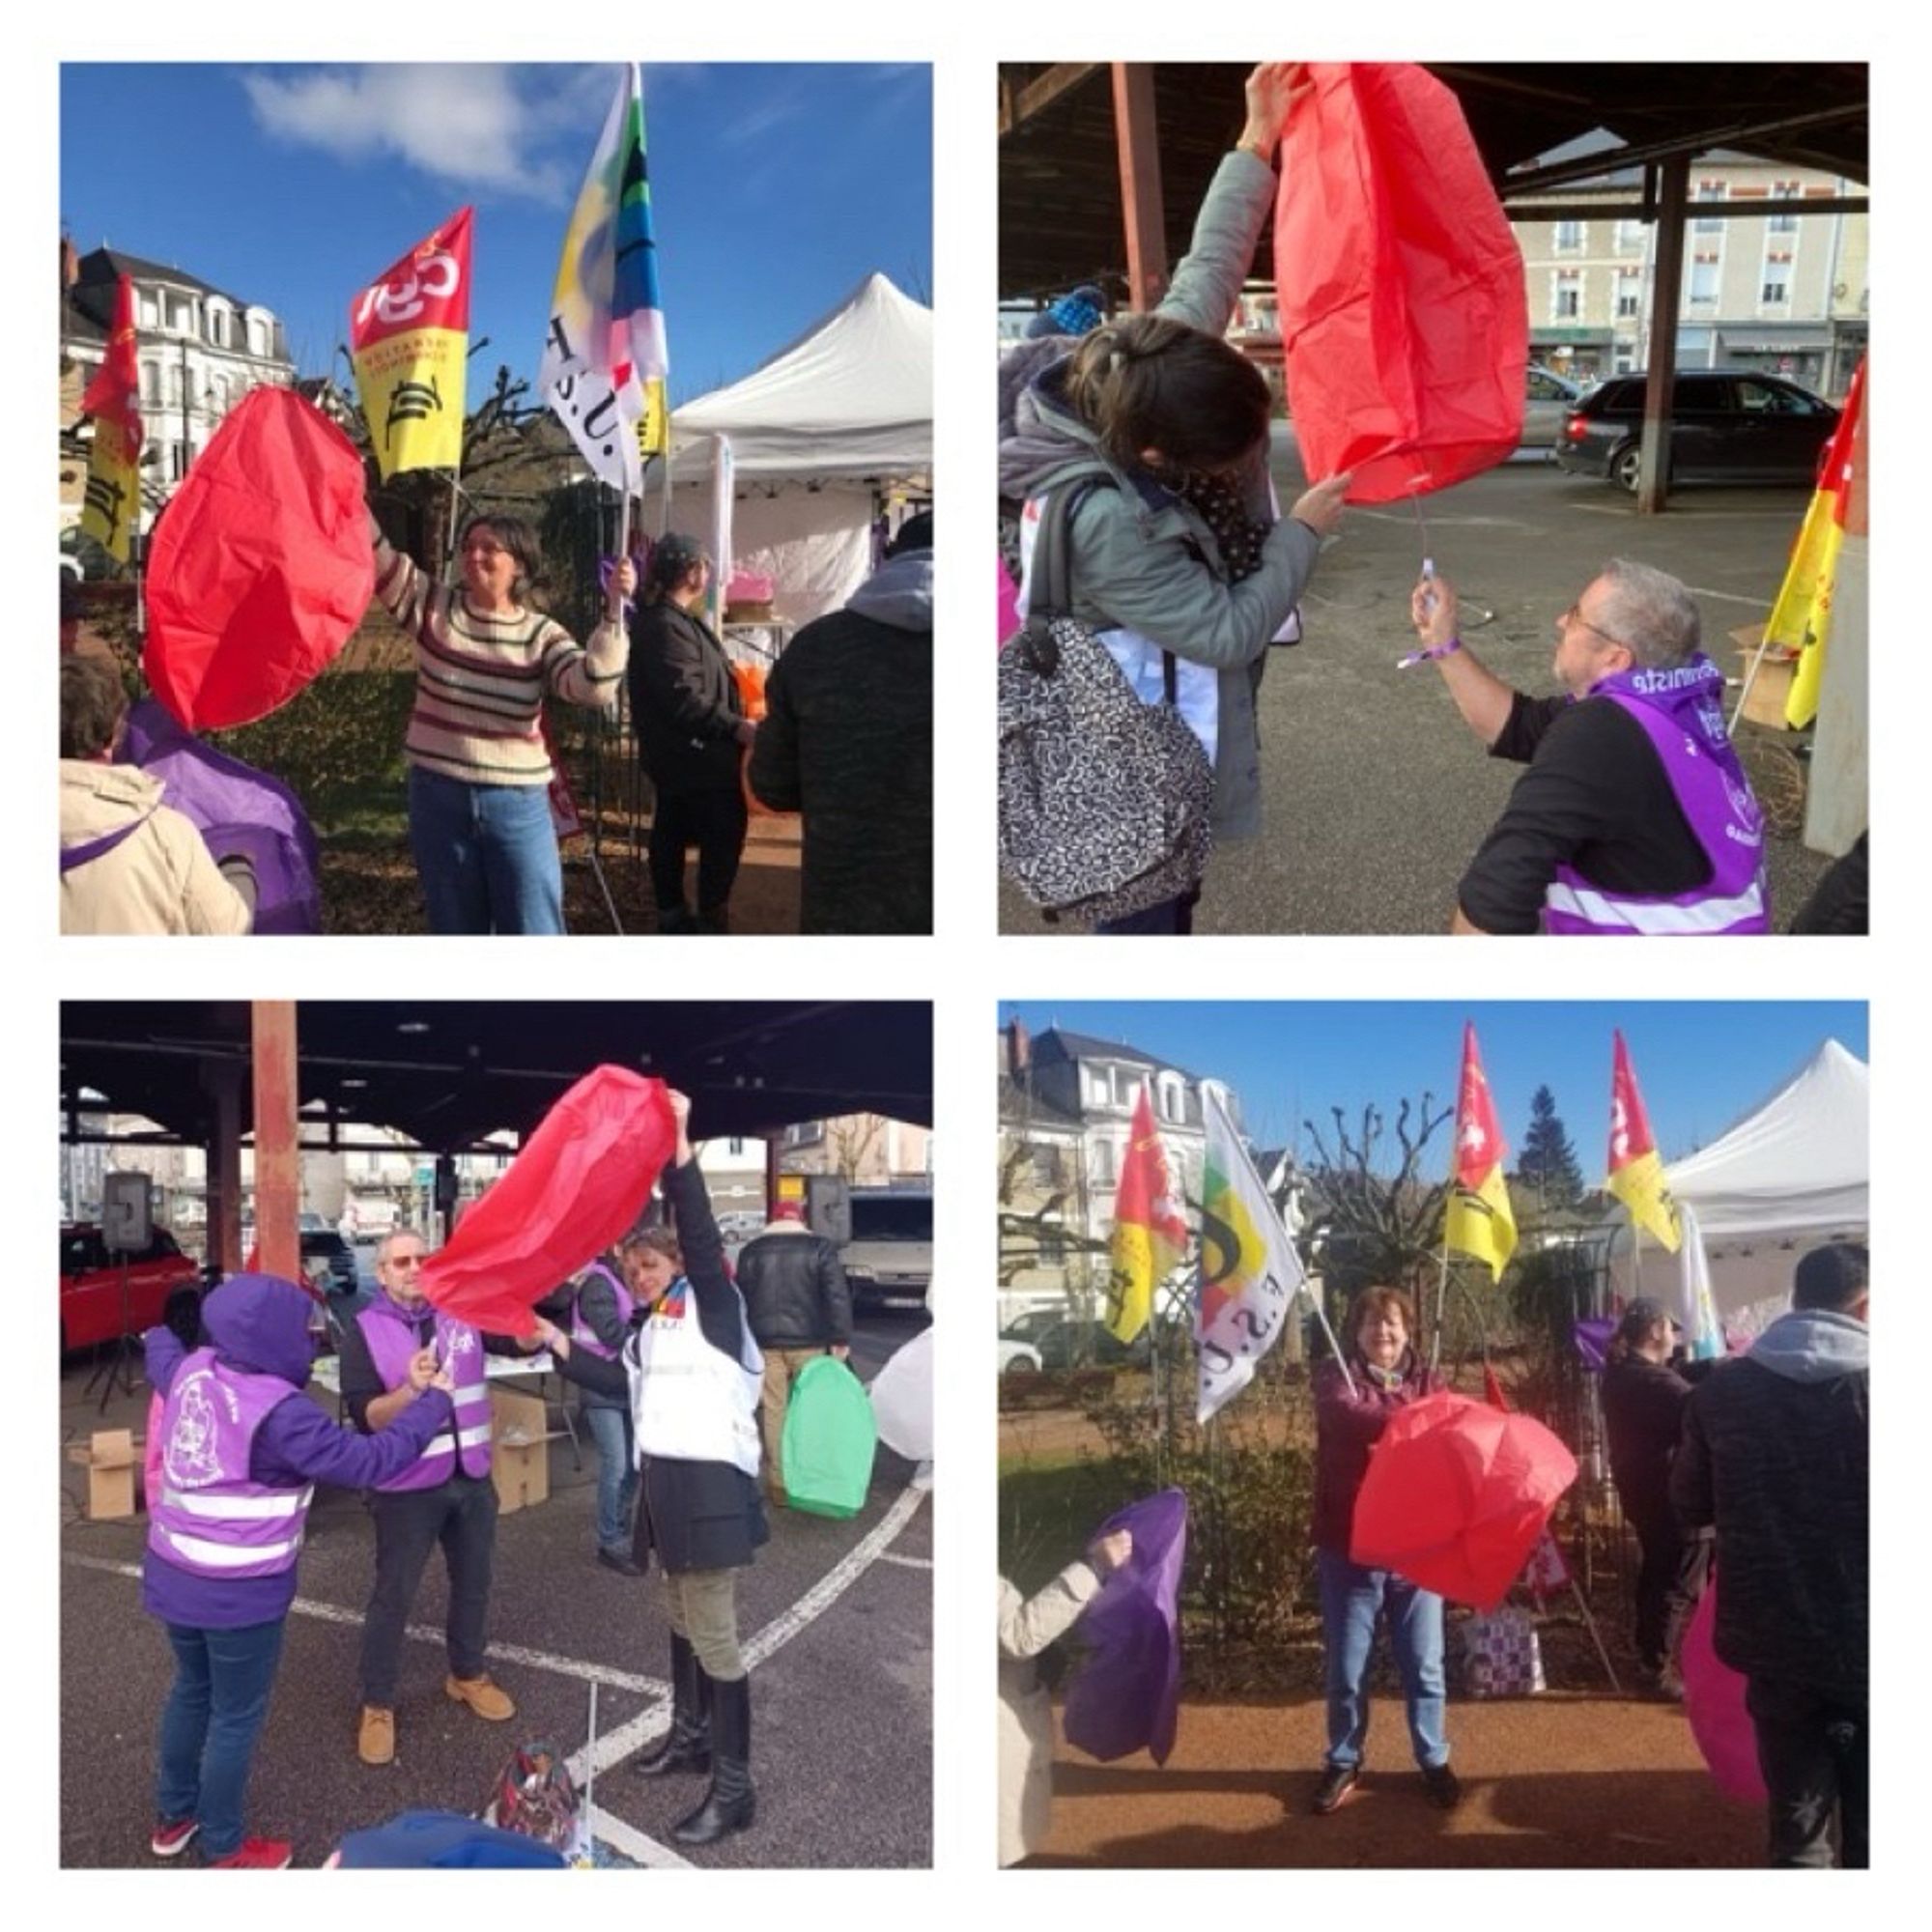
[419, 1066, 676, 1337]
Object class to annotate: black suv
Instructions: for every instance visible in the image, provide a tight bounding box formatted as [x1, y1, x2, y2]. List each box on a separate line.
[1556, 370, 1838, 492]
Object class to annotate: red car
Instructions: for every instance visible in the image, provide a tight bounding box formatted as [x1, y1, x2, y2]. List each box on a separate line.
[60, 1224, 199, 1352]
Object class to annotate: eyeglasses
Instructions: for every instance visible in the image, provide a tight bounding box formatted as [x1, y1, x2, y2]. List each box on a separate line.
[385, 1254, 425, 1270]
[1561, 602, 1629, 653]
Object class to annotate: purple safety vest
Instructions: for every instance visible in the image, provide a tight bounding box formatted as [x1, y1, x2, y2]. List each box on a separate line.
[356, 1297, 494, 1491]
[146, 1349, 314, 1580]
[569, 1263, 636, 1360]
[1544, 654, 1771, 936]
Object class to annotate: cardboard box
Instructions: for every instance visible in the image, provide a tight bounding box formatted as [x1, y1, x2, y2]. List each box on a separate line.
[1731, 623, 1798, 730]
[490, 1387, 560, 1515]
[68, 1429, 140, 1521]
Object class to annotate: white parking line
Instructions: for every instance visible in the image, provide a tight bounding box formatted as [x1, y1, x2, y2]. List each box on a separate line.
[562, 1483, 930, 1790]
[874, 1550, 933, 1572]
[68, 1479, 928, 1869]
[62, 1554, 667, 1695]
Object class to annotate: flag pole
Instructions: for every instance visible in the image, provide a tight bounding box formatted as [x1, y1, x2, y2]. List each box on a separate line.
[1570, 1574, 1622, 1693]
[1300, 1276, 1356, 1400]
[1429, 1236, 1452, 1374]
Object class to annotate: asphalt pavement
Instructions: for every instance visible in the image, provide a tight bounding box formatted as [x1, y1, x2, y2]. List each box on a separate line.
[59, 1308, 932, 1869]
[1000, 455, 1840, 934]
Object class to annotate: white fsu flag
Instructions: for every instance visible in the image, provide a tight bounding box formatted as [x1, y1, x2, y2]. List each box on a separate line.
[1196, 1090, 1308, 1424]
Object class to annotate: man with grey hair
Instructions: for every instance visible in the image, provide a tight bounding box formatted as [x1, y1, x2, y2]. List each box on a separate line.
[1408, 559, 1769, 935]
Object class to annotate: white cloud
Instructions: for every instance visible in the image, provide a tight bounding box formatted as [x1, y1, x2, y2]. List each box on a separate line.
[241, 64, 580, 200]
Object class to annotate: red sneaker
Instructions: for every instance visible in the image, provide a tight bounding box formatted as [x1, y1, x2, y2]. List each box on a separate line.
[151, 1817, 198, 1858]
[207, 1836, 293, 1869]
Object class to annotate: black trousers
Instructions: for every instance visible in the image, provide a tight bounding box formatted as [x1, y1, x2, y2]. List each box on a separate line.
[1626, 1500, 1704, 1669]
[648, 781, 748, 915]
[1747, 1676, 1868, 1868]
[358, 1473, 498, 1705]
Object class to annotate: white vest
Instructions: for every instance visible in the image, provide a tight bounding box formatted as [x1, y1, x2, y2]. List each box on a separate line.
[626, 1277, 764, 1480]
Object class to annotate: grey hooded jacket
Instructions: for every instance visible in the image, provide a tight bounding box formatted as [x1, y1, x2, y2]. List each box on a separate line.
[997, 148, 1321, 839]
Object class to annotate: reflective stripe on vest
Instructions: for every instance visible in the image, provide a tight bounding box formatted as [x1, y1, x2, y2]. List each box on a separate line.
[628, 1277, 764, 1480]
[1544, 876, 1770, 936]
[145, 1350, 312, 1581]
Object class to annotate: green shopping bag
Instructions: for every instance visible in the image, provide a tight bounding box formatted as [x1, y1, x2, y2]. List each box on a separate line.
[780, 1356, 877, 1519]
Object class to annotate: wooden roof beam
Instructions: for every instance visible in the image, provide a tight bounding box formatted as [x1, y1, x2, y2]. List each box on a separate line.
[999, 64, 1102, 137]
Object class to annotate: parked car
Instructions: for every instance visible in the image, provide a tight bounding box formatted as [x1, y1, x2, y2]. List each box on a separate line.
[60, 1223, 199, 1353]
[996, 1307, 1151, 1373]
[1523, 363, 1588, 448]
[1556, 369, 1839, 492]
[998, 1336, 1043, 1378]
[300, 1229, 360, 1300]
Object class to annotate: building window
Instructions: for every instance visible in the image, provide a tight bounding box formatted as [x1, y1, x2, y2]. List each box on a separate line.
[1614, 219, 1645, 253]
[170, 441, 190, 481]
[1688, 256, 1720, 305]
[1693, 181, 1727, 233]
[1029, 1148, 1062, 1191]
[1089, 1141, 1115, 1187]
[209, 307, 229, 348]
[1769, 182, 1800, 234]
[1760, 269, 1790, 306]
[247, 317, 268, 358]
[1553, 220, 1584, 253]
[1552, 270, 1581, 321]
[1615, 268, 1641, 319]
[139, 360, 160, 405]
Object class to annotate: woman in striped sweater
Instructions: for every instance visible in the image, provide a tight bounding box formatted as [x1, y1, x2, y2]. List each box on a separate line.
[369, 511, 635, 934]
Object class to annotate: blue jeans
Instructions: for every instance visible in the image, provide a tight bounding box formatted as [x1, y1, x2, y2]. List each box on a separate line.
[156, 1618, 288, 1859]
[582, 1401, 639, 1553]
[408, 766, 565, 935]
[1317, 1548, 1448, 1771]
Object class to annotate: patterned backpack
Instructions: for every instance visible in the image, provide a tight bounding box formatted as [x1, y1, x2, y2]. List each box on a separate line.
[997, 481, 1213, 926]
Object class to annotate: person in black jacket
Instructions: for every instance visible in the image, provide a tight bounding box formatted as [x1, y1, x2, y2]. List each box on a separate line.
[534, 1090, 767, 1845]
[733, 1202, 853, 1507]
[628, 534, 753, 934]
[1672, 1243, 1869, 1868]
[1600, 1298, 1699, 1687]
[747, 512, 933, 932]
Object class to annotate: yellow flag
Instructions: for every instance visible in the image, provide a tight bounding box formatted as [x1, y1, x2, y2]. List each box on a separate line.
[350, 209, 472, 480]
[1445, 1023, 1517, 1279]
[1607, 1030, 1681, 1253]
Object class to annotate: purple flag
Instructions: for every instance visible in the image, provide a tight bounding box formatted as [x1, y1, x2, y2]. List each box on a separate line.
[1062, 1488, 1188, 1766]
[1573, 1317, 1617, 1374]
[119, 699, 323, 933]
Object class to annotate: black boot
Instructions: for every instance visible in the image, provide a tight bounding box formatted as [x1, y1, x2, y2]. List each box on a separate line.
[629, 1636, 711, 1777]
[672, 1673, 754, 1843]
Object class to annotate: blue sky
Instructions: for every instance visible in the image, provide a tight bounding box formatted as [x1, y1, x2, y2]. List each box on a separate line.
[998, 1002, 1868, 1172]
[60, 62, 931, 403]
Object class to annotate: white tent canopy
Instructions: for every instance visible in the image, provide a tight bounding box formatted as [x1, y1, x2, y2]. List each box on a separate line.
[663, 273, 930, 626]
[669, 271, 931, 482]
[1605, 1038, 1868, 1326]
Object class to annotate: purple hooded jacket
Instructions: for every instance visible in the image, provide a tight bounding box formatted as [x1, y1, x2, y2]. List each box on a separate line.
[142, 1274, 454, 1630]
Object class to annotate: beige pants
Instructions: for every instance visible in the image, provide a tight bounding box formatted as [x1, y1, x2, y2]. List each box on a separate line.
[660, 1566, 745, 1681]
[759, 1347, 822, 1503]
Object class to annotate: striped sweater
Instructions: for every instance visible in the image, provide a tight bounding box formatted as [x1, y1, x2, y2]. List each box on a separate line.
[374, 537, 627, 787]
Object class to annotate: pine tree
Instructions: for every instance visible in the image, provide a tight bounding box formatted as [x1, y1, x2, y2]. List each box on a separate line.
[1518, 1085, 1584, 1208]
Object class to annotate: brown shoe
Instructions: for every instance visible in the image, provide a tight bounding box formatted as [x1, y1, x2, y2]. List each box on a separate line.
[444, 1673, 516, 1721]
[357, 1705, 395, 1766]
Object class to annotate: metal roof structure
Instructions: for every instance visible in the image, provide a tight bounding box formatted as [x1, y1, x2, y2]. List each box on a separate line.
[60, 1002, 933, 1151]
[998, 62, 1869, 298]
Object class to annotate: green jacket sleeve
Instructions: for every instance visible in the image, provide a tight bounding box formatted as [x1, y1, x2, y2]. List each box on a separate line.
[1067, 492, 1321, 669]
[1158, 149, 1277, 336]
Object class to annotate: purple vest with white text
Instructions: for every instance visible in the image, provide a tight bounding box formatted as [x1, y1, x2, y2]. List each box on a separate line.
[1544, 655, 1771, 935]
[569, 1263, 636, 1360]
[357, 1298, 494, 1490]
[146, 1349, 314, 1580]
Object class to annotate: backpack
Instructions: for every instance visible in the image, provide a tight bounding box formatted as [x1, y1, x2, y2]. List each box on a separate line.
[997, 481, 1213, 925]
[781, 1355, 877, 1519]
